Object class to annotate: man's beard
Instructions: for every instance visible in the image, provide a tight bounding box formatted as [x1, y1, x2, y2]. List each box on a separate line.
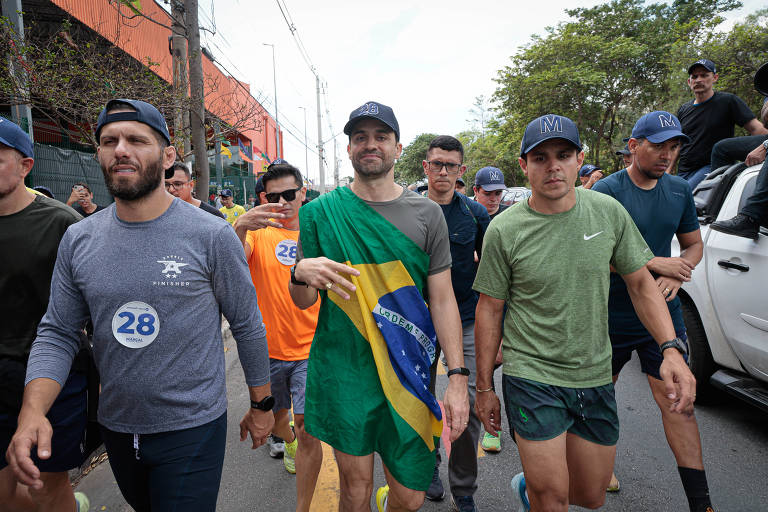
[637, 162, 665, 181]
[351, 151, 395, 178]
[103, 155, 164, 200]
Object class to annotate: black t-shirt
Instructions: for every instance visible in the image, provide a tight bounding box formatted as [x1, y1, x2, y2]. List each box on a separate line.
[0, 195, 81, 360]
[199, 201, 226, 218]
[489, 203, 509, 220]
[72, 202, 106, 217]
[677, 91, 755, 173]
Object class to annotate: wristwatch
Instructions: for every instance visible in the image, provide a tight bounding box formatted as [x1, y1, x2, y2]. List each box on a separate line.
[659, 337, 687, 356]
[447, 367, 471, 378]
[250, 395, 275, 411]
[762, 139, 768, 151]
[290, 265, 308, 287]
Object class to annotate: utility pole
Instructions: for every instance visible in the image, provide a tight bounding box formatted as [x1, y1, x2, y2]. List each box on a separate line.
[170, 0, 190, 162]
[185, 0, 208, 200]
[316, 74, 324, 194]
[2, 0, 34, 139]
[333, 137, 339, 190]
[263, 43, 281, 159]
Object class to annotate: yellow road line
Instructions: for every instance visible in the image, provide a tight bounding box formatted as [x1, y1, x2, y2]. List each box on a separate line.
[309, 442, 339, 511]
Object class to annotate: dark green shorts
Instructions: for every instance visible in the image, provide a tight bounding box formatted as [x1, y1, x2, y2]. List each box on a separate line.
[502, 375, 619, 446]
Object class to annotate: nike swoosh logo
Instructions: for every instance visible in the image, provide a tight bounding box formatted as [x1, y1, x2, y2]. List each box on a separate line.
[584, 231, 603, 240]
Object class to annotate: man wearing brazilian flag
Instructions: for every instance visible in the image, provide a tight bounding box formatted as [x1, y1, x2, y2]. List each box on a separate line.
[289, 101, 470, 512]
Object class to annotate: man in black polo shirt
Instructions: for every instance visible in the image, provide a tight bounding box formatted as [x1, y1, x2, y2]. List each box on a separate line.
[424, 135, 490, 511]
[676, 58, 768, 190]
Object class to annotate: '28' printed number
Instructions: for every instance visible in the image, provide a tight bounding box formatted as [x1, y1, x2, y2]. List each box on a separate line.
[116, 312, 156, 335]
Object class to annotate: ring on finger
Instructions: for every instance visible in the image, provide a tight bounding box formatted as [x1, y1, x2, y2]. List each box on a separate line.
[663, 287, 670, 295]
[325, 282, 333, 290]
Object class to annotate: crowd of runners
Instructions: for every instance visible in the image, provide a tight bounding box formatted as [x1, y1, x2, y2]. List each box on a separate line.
[1, 58, 767, 512]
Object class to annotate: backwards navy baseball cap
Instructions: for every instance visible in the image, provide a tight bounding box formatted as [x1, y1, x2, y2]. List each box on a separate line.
[520, 114, 581, 157]
[0, 117, 34, 158]
[688, 59, 717, 75]
[474, 166, 506, 191]
[220, 189, 233, 197]
[630, 111, 691, 144]
[754, 61, 768, 97]
[95, 99, 171, 145]
[616, 144, 631, 156]
[343, 101, 400, 141]
[579, 164, 602, 178]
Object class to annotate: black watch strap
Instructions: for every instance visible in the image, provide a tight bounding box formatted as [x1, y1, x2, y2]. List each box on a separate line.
[290, 265, 308, 287]
[660, 338, 686, 356]
[250, 395, 275, 411]
[447, 367, 470, 377]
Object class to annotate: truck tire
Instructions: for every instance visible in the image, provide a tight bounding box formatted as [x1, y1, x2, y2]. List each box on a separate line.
[680, 297, 721, 404]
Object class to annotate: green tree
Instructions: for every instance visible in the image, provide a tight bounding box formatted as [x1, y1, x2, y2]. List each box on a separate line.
[394, 133, 437, 185]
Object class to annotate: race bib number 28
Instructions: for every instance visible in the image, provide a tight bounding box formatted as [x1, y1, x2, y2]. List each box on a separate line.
[111, 301, 160, 349]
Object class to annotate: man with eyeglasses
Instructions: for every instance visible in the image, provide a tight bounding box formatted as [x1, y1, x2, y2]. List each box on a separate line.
[422, 136, 490, 511]
[164, 161, 225, 219]
[234, 161, 322, 511]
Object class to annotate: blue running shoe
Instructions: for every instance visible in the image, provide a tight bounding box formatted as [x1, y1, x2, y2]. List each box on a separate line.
[511, 472, 530, 512]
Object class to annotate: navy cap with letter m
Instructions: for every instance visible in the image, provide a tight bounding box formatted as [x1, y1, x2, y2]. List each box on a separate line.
[630, 111, 690, 144]
[520, 114, 582, 157]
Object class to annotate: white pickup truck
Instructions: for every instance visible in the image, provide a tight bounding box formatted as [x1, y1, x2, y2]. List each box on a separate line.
[675, 162, 768, 411]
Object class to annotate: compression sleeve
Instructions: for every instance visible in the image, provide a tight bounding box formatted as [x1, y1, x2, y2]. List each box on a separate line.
[26, 229, 89, 386]
[212, 225, 270, 387]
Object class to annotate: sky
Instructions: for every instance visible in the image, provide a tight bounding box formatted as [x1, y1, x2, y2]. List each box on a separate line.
[200, 0, 765, 185]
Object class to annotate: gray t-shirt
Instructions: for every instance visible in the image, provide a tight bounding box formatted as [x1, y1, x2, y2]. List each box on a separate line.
[26, 198, 269, 434]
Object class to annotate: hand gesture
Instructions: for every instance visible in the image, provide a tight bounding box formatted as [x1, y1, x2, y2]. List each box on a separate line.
[293, 258, 360, 300]
[234, 203, 286, 231]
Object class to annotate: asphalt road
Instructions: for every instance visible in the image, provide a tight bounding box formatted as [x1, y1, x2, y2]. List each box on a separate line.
[75, 332, 768, 511]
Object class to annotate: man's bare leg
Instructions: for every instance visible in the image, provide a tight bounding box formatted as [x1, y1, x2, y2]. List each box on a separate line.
[381, 464, 425, 512]
[294, 414, 322, 512]
[647, 375, 704, 469]
[272, 408, 296, 443]
[334, 449, 374, 512]
[0, 467, 77, 512]
[516, 431, 615, 511]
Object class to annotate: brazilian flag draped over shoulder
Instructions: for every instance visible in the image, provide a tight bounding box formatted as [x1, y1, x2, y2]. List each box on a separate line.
[300, 186, 442, 491]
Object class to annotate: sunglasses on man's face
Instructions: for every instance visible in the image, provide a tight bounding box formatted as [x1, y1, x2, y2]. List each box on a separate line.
[264, 187, 302, 204]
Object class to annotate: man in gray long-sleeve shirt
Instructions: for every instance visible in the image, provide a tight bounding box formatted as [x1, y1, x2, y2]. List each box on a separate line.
[6, 99, 273, 511]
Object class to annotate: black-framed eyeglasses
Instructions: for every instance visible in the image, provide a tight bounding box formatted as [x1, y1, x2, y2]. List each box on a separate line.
[264, 187, 302, 203]
[165, 181, 190, 190]
[425, 160, 462, 175]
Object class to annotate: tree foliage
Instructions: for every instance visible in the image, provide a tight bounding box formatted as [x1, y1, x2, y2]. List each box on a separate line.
[394, 132, 437, 185]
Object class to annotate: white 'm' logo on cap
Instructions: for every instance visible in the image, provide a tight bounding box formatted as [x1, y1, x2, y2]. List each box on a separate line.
[658, 113, 676, 128]
[490, 170, 502, 181]
[540, 115, 562, 134]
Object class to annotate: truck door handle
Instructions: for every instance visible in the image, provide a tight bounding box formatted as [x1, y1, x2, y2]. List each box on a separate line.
[717, 259, 749, 272]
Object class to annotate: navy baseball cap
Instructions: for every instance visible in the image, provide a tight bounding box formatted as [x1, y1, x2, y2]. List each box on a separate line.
[0, 117, 34, 158]
[520, 114, 581, 157]
[754, 61, 768, 97]
[616, 144, 631, 156]
[456, 177, 465, 186]
[579, 164, 602, 178]
[688, 59, 717, 74]
[343, 101, 400, 141]
[474, 166, 506, 191]
[220, 189, 233, 197]
[95, 99, 171, 145]
[630, 111, 691, 144]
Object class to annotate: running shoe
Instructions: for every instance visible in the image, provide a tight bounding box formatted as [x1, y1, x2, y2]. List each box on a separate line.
[481, 431, 501, 453]
[267, 434, 285, 458]
[510, 472, 530, 512]
[375, 485, 389, 512]
[450, 494, 479, 511]
[284, 437, 297, 474]
[425, 465, 445, 501]
[74, 491, 90, 512]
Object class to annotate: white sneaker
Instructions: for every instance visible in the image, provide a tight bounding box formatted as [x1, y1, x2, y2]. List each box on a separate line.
[267, 435, 285, 458]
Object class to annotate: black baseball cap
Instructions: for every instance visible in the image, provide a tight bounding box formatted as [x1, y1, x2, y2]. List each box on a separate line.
[220, 189, 233, 198]
[688, 59, 717, 75]
[343, 101, 400, 141]
[95, 99, 171, 145]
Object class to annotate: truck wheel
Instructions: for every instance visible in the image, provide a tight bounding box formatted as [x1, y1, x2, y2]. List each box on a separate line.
[681, 298, 721, 404]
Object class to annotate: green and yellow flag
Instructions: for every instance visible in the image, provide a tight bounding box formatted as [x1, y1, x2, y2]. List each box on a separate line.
[301, 187, 442, 491]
